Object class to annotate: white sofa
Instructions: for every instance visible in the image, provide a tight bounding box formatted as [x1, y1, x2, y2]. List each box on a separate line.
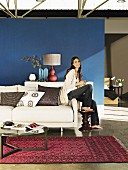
[0, 84, 78, 132]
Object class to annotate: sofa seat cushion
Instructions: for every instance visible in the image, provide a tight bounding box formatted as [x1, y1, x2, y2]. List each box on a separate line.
[0, 106, 14, 122]
[12, 105, 74, 123]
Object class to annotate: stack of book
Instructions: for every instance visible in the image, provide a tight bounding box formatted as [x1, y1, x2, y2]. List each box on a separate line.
[1, 122, 45, 133]
[25, 123, 45, 133]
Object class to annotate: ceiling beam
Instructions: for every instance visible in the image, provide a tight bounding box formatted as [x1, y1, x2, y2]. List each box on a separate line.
[78, 0, 87, 18]
[0, 0, 46, 18]
[21, 0, 46, 18]
[14, 0, 17, 17]
[81, 0, 110, 18]
[0, 10, 128, 18]
[0, 2, 16, 18]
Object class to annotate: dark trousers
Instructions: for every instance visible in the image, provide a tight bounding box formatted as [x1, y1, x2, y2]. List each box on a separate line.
[68, 84, 99, 126]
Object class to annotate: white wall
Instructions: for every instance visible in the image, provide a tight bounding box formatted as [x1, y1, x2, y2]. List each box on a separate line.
[105, 18, 128, 33]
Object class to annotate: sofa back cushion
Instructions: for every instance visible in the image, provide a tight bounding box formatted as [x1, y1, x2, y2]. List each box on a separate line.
[0, 85, 18, 92]
[37, 85, 61, 106]
[17, 85, 37, 92]
[0, 92, 24, 107]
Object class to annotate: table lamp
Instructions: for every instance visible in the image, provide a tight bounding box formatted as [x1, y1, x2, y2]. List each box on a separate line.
[43, 54, 61, 82]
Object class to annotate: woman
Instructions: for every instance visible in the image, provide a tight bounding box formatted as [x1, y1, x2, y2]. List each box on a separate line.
[60, 56, 102, 129]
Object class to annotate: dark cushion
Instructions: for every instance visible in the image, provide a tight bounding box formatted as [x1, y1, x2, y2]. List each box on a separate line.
[0, 92, 25, 107]
[37, 85, 61, 106]
[104, 89, 119, 100]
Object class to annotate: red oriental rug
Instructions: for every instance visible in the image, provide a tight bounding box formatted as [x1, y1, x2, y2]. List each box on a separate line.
[0, 136, 127, 163]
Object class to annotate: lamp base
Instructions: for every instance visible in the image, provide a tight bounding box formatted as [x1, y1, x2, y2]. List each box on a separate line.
[48, 66, 57, 82]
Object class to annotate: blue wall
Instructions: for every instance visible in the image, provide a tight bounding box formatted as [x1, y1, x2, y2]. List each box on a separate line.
[0, 18, 104, 104]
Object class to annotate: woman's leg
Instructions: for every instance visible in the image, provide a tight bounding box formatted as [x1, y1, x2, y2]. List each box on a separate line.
[68, 84, 93, 107]
[69, 84, 94, 112]
[69, 85, 102, 128]
[90, 100, 102, 129]
[90, 100, 99, 126]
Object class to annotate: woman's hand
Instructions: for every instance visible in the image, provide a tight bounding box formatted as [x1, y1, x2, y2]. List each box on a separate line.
[80, 80, 87, 86]
[76, 80, 87, 87]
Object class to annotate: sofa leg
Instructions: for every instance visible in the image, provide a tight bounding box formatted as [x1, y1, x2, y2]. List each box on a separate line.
[61, 128, 63, 136]
[61, 127, 63, 132]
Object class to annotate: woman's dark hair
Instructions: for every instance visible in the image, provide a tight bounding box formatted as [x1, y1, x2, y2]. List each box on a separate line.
[64, 56, 82, 81]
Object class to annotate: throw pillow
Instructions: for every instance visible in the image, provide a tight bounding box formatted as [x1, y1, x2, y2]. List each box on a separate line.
[17, 91, 45, 107]
[0, 92, 25, 107]
[37, 85, 61, 106]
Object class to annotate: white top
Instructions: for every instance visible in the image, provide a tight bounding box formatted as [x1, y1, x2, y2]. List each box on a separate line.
[60, 69, 94, 105]
[59, 69, 79, 105]
[64, 69, 79, 94]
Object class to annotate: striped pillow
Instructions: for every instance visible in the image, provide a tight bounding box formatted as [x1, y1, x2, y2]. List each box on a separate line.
[0, 92, 25, 107]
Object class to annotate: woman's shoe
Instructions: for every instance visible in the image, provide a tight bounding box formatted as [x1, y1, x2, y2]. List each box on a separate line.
[81, 107, 94, 112]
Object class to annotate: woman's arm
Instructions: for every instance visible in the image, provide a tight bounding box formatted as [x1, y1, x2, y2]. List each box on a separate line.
[75, 80, 87, 87]
[65, 69, 87, 88]
[64, 69, 76, 89]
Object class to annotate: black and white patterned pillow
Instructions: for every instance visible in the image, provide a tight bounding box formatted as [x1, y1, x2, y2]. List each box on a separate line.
[17, 91, 45, 107]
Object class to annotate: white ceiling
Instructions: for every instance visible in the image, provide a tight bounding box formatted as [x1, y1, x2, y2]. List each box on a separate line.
[0, 0, 128, 10]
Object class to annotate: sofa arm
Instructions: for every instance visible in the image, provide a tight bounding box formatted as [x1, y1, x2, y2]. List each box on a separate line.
[69, 98, 78, 127]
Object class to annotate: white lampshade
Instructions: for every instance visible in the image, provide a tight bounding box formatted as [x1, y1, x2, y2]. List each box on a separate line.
[43, 54, 61, 66]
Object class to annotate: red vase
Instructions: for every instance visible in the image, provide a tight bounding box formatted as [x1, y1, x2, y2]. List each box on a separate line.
[48, 66, 57, 82]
